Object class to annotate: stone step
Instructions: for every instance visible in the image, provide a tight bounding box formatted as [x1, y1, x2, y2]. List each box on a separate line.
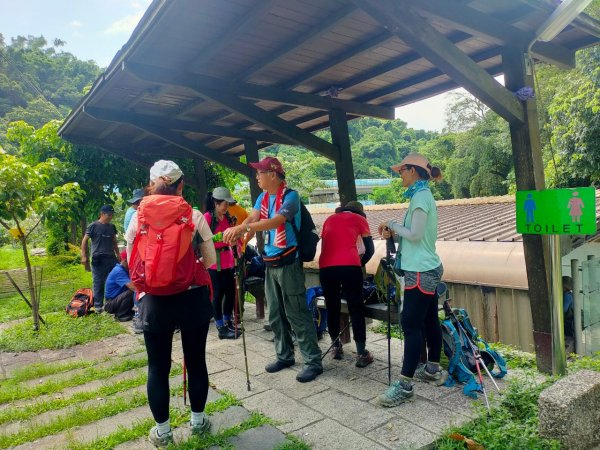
[0, 366, 147, 415]
[8, 376, 188, 450]
[113, 391, 241, 450]
[228, 424, 287, 450]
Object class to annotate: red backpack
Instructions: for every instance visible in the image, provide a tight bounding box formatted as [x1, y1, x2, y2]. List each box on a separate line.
[130, 195, 210, 296]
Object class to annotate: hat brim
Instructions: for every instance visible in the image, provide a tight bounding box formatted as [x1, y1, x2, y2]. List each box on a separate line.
[390, 164, 402, 173]
[127, 196, 143, 204]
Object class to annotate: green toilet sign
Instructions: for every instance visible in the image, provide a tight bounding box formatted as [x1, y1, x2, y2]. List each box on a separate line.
[516, 187, 597, 235]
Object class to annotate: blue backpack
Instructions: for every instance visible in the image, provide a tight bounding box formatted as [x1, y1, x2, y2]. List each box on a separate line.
[442, 307, 507, 398]
[306, 286, 328, 339]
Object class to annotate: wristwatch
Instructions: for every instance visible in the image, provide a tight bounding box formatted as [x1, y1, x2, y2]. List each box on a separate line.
[245, 223, 251, 233]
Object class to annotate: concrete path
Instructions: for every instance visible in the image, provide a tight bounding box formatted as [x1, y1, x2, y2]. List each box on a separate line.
[0, 303, 511, 449]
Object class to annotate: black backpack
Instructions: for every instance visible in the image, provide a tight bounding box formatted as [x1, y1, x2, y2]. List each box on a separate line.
[283, 189, 319, 262]
[66, 288, 94, 317]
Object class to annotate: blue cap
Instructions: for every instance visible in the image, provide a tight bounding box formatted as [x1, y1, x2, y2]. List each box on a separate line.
[100, 205, 115, 214]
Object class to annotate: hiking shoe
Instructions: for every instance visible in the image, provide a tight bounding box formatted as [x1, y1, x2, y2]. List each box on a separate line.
[296, 366, 323, 383]
[332, 344, 343, 360]
[414, 365, 448, 386]
[355, 351, 374, 368]
[227, 320, 242, 336]
[265, 359, 295, 373]
[94, 305, 104, 314]
[132, 316, 144, 334]
[217, 325, 237, 340]
[148, 426, 173, 448]
[263, 323, 272, 332]
[190, 417, 211, 435]
[378, 380, 414, 407]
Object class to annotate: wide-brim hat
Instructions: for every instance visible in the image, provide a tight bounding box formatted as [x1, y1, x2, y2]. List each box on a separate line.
[212, 186, 235, 203]
[127, 188, 144, 204]
[248, 156, 285, 176]
[391, 153, 431, 177]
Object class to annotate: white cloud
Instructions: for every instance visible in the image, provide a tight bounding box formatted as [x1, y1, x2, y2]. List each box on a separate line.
[103, 10, 144, 36]
[69, 20, 84, 28]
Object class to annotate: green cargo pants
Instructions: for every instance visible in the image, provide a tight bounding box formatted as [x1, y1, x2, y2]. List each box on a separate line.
[265, 259, 322, 370]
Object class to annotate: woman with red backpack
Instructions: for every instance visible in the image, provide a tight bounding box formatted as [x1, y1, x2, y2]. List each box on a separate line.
[204, 187, 240, 340]
[126, 160, 216, 447]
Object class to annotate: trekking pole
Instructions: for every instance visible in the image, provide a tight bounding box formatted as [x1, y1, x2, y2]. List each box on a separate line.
[182, 359, 187, 406]
[383, 230, 396, 386]
[234, 250, 251, 391]
[321, 320, 352, 360]
[476, 353, 502, 394]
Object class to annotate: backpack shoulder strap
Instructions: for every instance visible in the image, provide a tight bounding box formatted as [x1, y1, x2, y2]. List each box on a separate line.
[281, 188, 300, 237]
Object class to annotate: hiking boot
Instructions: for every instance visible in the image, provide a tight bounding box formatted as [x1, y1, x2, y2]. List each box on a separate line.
[265, 359, 295, 373]
[414, 365, 448, 386]
[148, 426, 173, 448]
[332, 343, 343, 360]
[94, 305, 104, 314]
[190, 417, 211, 435]
[378, 380, 414, 407]
[263, 323, 272, 332]
[217, 324, 237, 340]
[355, 351, 374, 368]
[227, 320, 242, 336]
[296, 366, 323, 383]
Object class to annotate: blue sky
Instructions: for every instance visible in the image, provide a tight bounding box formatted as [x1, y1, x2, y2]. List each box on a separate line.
[0, 0, 452, 131]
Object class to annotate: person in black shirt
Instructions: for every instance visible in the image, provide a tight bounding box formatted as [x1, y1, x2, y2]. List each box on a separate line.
[80, 205, 120, 312]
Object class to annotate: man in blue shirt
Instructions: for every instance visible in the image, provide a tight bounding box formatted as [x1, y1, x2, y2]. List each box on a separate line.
[223, 157, 322, 383]
[104, 250, 135, 322]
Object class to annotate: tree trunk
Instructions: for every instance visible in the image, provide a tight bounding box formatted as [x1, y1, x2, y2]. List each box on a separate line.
[20, 236, 39, 331]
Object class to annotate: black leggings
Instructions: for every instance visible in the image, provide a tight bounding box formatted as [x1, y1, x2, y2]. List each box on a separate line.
[320, 266, 366, 344]
[142, 287, 212, 423]
[209, 268, 235, 321]
[400, 287, 442, 378]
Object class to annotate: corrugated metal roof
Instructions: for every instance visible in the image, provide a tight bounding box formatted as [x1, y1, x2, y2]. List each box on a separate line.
[310, 192, 600, 243]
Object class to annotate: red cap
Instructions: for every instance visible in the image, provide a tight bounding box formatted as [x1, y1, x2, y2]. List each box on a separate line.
[248, 156, 285, 176]
[120, 250, 128, 261]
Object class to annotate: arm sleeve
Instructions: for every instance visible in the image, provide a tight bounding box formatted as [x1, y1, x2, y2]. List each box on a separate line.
[125, 212, 138, 262]
[194, 210, 216, 267]
[360, 236, 375, 266]
[389, 208, 427, 242]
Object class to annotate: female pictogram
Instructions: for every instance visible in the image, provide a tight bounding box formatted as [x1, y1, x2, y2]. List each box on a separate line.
[567, 191, 584, 222]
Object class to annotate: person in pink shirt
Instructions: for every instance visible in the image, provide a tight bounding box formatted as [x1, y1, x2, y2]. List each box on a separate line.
[204, 187, 239, 340]
[319, 200, 374, 367]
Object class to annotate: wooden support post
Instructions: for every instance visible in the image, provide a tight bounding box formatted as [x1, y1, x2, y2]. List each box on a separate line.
[244, 139, 264, 253]
[329, 108, 357, 206]
[503, 47, 552, 373]
[194, 158, 208, 209]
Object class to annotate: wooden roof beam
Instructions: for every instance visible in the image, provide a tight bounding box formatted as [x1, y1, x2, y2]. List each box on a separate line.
[412, 0, 575, 68]
[83, 106, 251, 176]
[125, 63, 341, 160]
[85, 106, 294, 145]
[353, 0, 524, 124]
[188, 0, 280, 71]
[241, 3, 357, 81]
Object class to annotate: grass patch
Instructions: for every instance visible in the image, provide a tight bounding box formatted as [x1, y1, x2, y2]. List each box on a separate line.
[437, 374, 560, 450]
[0, 312, 125, 352]
[68, 391, 245, 450]
[370, 321, 403, 339]
[568, 351, 600, 372]
[489, 343, 537, 370]
[0, 246, 91, 323]
[274, 435, 312, 450]
[0, 354, 150, 404]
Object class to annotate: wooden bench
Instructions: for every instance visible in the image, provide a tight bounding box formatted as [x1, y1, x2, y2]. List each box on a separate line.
[315, 296, 400, 343]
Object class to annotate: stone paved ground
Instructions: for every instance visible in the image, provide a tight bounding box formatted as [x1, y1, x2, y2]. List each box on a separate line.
[0, 303, 513, 449]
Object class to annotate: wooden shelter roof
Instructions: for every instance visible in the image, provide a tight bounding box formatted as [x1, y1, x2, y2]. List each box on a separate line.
[58, 0, 600, 172]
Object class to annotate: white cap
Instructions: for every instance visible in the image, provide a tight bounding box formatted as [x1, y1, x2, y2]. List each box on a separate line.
[149, 160, 183, 185]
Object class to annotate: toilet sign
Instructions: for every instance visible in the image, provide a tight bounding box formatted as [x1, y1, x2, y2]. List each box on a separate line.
[516, 188, 597, 235]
